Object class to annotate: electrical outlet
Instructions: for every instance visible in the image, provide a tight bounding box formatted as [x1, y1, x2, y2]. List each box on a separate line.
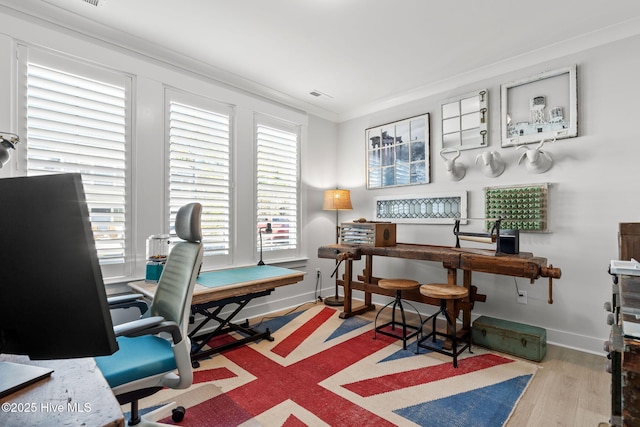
[517, 291, 527, 304]
[316, 268, 321, 278]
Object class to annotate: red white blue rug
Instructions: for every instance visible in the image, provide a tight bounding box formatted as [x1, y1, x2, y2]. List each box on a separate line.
[139, 305, 537, 426]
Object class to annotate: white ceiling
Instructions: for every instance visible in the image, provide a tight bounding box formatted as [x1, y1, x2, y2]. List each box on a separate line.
[4, 0, 640, 121]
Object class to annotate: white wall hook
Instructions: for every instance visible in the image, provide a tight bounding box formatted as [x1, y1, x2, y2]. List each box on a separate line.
[440, 148, 466, 181]
[475, 151, 505, 177]
[517, 138, 553, 174]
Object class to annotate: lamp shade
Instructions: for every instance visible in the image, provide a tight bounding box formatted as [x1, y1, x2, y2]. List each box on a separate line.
[323, 189, 353, 211]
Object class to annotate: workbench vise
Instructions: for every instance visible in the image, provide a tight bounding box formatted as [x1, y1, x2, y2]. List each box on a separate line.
[454, 219, 519, 255]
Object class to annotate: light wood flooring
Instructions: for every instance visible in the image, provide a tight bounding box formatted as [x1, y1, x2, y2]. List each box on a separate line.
[506, 344, 610, 427]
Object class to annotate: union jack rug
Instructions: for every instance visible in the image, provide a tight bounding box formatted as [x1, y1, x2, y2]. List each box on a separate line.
[141, 305, 537, 426]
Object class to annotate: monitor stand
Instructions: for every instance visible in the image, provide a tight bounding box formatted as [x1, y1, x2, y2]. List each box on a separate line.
[0, 361, 53, 399]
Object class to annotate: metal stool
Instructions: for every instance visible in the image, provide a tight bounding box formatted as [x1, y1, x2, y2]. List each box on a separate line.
[374, 279, 422, 349]
[417, 283, 471, 367]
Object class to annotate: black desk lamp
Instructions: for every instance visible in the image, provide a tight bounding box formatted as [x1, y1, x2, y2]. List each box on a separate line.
[258, 222, 272, 265]
[0, 132, 20, 168]
[322, 188, 353, 306]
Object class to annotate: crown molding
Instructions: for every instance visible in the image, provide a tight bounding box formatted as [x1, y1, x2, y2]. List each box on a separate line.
[337, 15, 640, 123]
[1, 1, 639, 124]
[0, 1, 339, 122]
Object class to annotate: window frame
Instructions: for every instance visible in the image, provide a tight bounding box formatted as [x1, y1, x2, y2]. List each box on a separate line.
[165, 88, 234, 269]
[16, 44, 133, 280]
[255, 114, 301, 263]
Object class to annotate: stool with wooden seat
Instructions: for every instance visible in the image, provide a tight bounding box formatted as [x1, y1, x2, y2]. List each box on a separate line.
[417, 283, 471, 367]
[374, 278, 422, 350]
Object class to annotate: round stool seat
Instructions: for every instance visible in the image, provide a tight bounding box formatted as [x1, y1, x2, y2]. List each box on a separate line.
[420, 283, 468, 300]
[378, 278, 419, 291]
[374, 278, 421, 350]
[417, 283, 472, 367]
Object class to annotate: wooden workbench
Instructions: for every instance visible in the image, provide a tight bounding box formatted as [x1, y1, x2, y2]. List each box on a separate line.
[318, 243, 561, 339]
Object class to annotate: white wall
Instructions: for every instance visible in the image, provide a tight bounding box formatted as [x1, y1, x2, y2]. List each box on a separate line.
[335, 35, 640, 354]
[0, 9, 342, 319]
[2, 7, 637, 353]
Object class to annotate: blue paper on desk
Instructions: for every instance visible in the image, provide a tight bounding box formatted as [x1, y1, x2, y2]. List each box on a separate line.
[197, 265, 299, 288]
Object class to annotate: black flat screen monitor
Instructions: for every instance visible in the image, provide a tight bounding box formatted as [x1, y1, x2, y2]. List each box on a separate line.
[0, 173, 118, 361]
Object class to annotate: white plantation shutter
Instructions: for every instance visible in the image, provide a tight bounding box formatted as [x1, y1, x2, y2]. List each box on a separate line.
[19, 46, 130, 277]
[256, 120, 299, 253]
[168, 94, 231, 258]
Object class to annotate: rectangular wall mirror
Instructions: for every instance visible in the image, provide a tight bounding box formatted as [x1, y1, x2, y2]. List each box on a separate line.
[441, 89, 488, 151]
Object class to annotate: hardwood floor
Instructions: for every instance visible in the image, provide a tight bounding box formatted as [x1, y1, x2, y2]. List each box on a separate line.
[506, 344, 611, 427]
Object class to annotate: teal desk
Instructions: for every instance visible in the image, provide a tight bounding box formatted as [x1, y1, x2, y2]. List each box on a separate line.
[129, 266, 305, 363]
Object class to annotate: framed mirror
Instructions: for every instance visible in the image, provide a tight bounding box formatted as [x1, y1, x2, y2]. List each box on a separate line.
[441, 89, 488, 151]
[501, 65, 577, 147]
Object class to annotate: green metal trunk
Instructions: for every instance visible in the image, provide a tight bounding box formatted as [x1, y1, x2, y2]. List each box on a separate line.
[472, 315, 547, 362]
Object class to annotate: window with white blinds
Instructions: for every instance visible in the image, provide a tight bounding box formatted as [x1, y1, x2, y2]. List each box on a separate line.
[256, 120, 299, 254]
[167, 93, 231, 258]
[19, 46, 131, 278]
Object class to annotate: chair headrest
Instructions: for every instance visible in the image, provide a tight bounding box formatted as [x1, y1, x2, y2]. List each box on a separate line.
[175, 203, 202, 242]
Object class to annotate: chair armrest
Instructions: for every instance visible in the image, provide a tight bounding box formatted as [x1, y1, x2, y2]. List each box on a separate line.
[108, 294, 144, 305]
[107, 293, 149, 315]
[114, 317, 184, 344]
[113, 316, 165, 337]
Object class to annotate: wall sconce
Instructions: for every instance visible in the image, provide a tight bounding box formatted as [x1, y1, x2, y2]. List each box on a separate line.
[257, 222, 272, 266]
[0, 133, 20, 168]
[322, 188, 353, 306]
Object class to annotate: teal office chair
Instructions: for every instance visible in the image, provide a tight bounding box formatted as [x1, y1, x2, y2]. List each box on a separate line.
[96, 203, 203, 426]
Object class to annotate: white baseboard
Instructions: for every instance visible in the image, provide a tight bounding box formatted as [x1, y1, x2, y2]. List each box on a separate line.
[545, 329, 607, 356]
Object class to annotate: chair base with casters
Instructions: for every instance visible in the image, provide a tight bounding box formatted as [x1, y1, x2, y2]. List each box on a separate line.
[416, 283, 472, 368]
[374, 279, 422, 350]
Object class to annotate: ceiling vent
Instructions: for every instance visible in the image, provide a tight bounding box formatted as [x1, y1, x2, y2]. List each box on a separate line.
[82, 0, 102, 6]
[309, 90, 333, 99]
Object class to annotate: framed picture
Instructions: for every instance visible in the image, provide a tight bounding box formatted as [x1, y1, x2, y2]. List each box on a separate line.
[501, 65, 577, 147]
[366, 113, 430, 189]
